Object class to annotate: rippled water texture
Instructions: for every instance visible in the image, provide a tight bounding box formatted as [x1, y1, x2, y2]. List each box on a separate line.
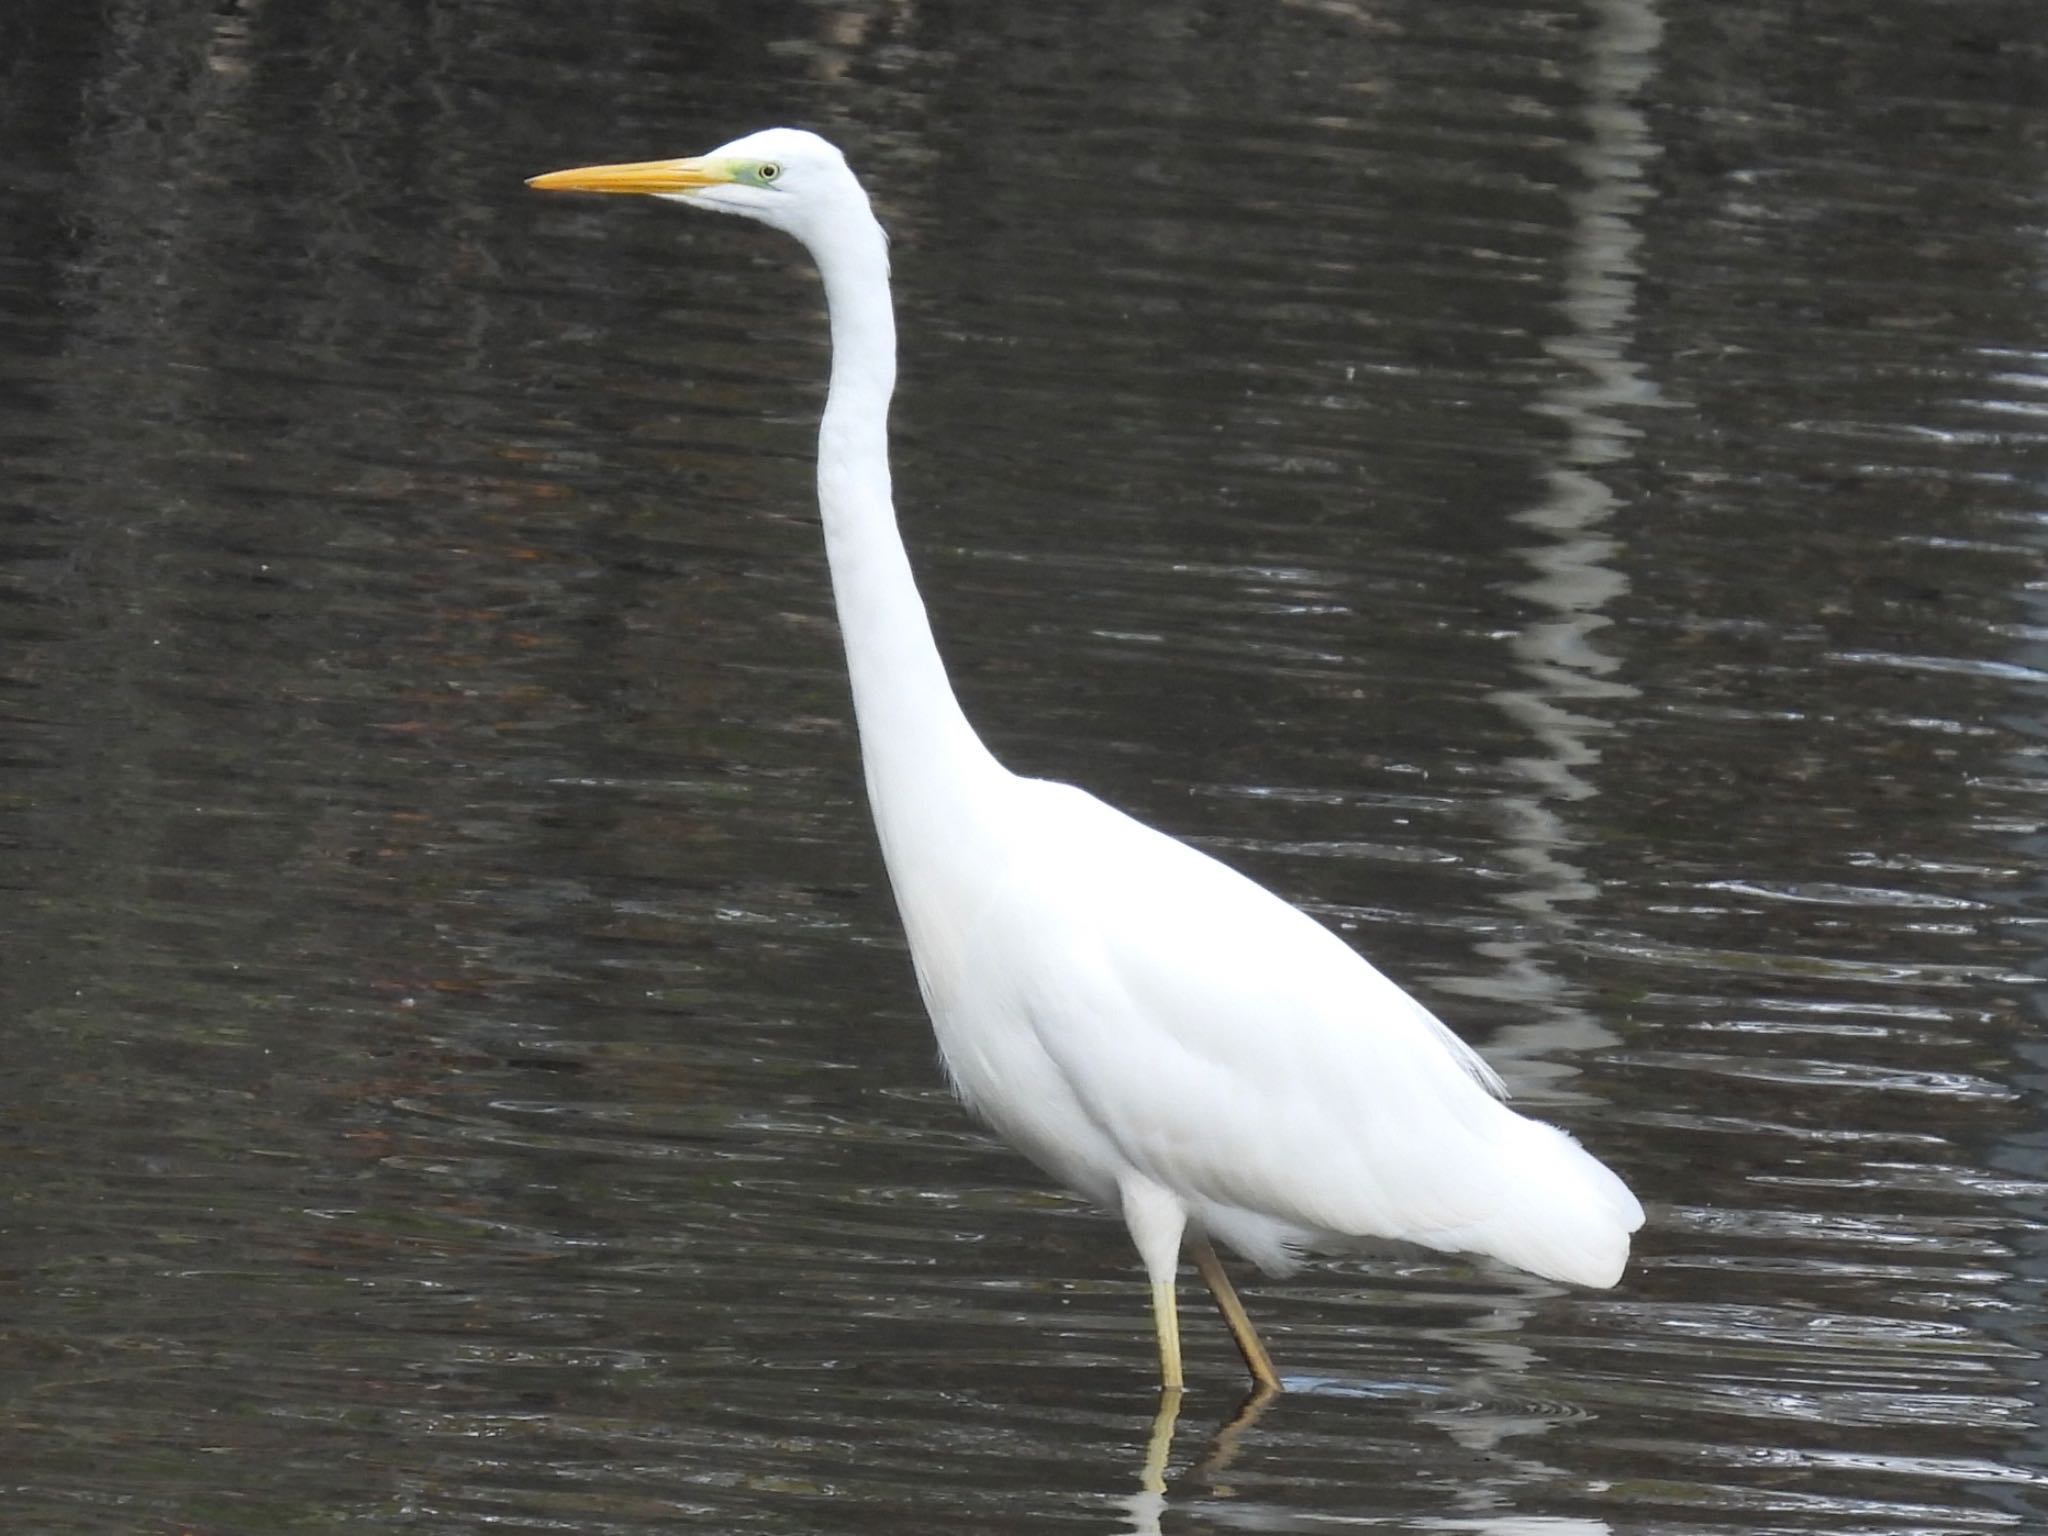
[3, 1, 2046, 1531]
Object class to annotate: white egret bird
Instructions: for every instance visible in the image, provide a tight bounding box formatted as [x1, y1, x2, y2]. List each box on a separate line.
[530, 128, 1644, 1395]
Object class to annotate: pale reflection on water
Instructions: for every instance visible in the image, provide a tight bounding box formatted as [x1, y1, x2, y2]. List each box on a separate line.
[2, 0, 2046, 1531]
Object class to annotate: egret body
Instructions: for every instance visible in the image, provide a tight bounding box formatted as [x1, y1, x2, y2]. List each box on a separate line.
[529, 128, 1644, 1394]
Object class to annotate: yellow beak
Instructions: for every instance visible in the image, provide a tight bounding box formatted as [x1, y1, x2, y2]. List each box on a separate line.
[526, 156, 730, 196]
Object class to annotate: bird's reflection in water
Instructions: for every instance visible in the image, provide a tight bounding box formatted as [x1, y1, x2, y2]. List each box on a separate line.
[1113, 1385, 1277, 1535]
[1111, 1379, 1613, 1536]
[1143, 1382, 1279, 1493]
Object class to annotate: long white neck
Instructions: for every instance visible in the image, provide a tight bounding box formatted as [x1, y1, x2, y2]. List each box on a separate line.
[805, 201, 1005, 882]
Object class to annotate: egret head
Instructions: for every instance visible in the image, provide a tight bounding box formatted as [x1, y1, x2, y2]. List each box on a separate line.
[527, 127, 862, 245]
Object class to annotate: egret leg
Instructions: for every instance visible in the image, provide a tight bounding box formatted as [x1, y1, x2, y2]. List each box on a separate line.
[1119, 1174, 1189, 1395]
[1149, 1279, 1184, 1394]
[1191, 1237, 1280, 1395]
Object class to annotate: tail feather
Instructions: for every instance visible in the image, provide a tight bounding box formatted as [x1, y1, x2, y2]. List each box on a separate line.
[1433, 1115, 1644, 1288]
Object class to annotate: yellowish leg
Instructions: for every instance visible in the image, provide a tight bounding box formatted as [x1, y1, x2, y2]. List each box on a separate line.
[1191, 1237, 1281, 1396]
[1149, 1279, 1185, 1394]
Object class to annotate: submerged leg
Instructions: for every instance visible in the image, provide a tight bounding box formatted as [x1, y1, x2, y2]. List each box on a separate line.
[1191, 1236, 1281, 1395]
[1193, 1385, 1281, 1485]
[1140, 1382, 1183, 1494]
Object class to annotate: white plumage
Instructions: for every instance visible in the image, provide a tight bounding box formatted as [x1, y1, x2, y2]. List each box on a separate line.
[916, 777, 1640, 1286]
[530, 127, 1644, 1393]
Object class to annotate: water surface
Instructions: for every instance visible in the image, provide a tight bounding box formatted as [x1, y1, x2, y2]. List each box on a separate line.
[3, 0, 2046, 1531]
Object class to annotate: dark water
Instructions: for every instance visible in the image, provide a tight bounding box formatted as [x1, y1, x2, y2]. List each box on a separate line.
[3, 0, 2046, 1530]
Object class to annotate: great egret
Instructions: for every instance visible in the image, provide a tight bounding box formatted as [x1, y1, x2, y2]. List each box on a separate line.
[529, 128, 1644, 1395]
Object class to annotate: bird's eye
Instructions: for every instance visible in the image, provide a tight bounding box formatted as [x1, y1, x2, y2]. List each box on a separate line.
[757, 162, 782, 183]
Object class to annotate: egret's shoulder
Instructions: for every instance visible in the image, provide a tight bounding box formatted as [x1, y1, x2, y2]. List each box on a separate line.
[1003, 775, 1327, 928]
[993, 773, 1509, 1102]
